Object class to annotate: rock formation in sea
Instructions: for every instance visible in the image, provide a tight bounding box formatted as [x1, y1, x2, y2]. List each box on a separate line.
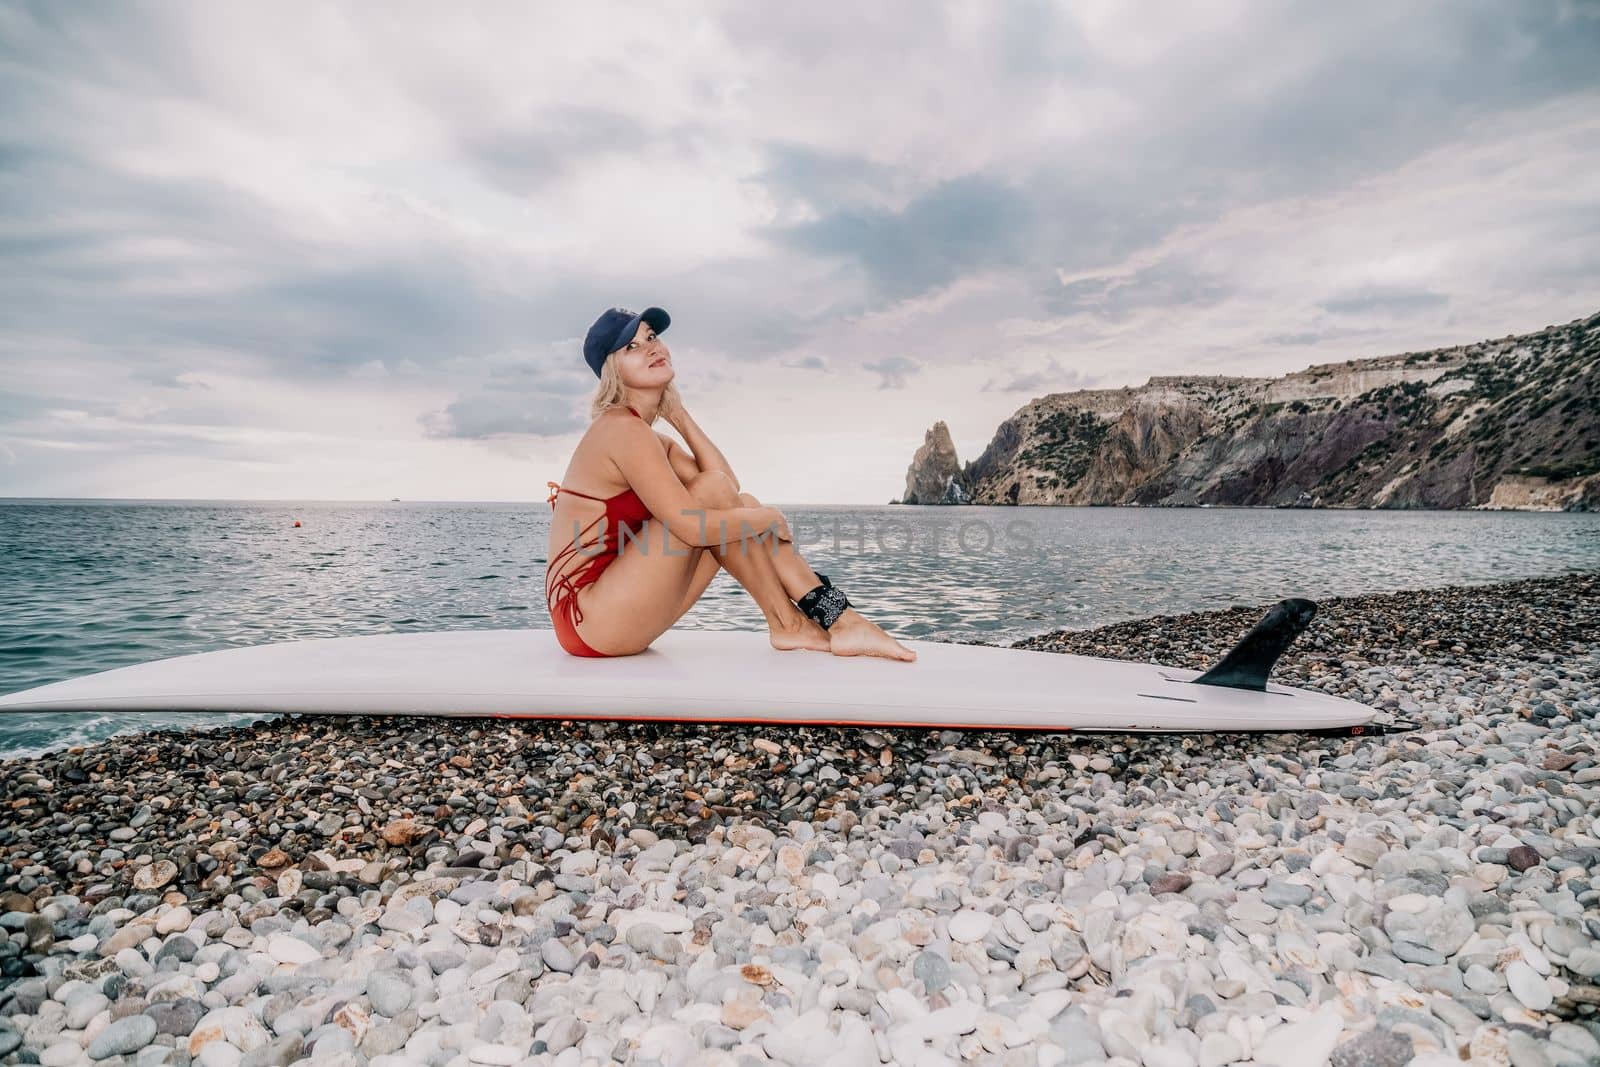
[901, 421, 970, 505]
[898, 310, 1599, 510]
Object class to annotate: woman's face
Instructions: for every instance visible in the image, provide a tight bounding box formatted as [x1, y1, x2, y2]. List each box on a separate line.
[614, 324, 673, 388]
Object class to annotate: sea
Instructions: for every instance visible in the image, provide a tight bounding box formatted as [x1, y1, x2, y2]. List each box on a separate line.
[2, 499, 1597, 758]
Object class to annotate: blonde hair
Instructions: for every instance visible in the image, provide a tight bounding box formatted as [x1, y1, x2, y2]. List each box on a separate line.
[589, 355, 683, 425]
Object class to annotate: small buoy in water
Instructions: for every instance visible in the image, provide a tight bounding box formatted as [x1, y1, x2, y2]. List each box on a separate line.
[293, 520, 301, 528]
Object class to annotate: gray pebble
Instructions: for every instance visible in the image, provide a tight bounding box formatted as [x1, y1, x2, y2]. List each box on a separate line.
[86, 1014, 157, 1059]
[912, 951, 951, 992]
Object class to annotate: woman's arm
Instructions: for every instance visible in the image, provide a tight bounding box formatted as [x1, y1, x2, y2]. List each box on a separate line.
[611, 419, 778, 547]
[656, 432, 702, 485]
[668, 408, 739, 493]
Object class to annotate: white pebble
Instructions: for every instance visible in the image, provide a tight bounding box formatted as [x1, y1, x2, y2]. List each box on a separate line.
[948, 910, 992, 943]
[265, 933, 321, 965]
[1506, 959, 1553, 1011]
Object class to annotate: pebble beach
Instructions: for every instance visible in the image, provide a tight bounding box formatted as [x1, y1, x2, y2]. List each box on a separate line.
[1, 572, 1597, 1067]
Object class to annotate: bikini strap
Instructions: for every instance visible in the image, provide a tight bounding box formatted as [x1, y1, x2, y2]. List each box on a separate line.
[546, 510, 612, 624]
[547, 479, 613, 506]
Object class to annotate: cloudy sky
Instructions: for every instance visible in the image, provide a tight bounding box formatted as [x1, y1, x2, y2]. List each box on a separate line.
[2, 2, 1597, 504]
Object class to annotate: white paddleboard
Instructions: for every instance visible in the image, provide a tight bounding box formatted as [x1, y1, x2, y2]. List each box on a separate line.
[0, 629, 1374, 733]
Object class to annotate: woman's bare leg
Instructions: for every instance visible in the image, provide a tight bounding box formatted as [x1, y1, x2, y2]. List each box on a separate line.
[732, 491, 917, 663]
[576, 472, 826, 654]
[665, 482, 824, 628]
[575, 471, 913, 660]
[669, 543, 723, 623]
[564, 524, 706, 655]
[690, 474, 829, 652]
[730, 490, 824, 600]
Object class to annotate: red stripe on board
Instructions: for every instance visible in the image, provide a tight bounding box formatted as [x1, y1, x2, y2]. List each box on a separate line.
[482, 711, 1074, 731]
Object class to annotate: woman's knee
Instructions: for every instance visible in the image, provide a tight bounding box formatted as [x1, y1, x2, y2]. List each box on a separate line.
[687, 469, 740, 506]
[737, 492, 761, 506]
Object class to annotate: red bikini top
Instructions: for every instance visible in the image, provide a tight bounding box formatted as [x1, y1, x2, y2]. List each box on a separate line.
[545, 405, 660, 617]
[545, 405, 654, 538]
[545, 482, 652, 534]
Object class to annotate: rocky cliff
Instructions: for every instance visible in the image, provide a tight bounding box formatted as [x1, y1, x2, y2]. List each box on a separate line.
[901, 421, 970, 505]
[899, 310, 1600, 510]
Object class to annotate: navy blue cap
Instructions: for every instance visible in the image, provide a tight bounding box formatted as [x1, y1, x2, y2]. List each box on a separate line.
[583, 306, 671, 378]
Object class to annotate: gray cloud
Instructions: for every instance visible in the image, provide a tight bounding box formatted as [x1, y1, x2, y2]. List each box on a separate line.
[459, 106, 656, 197]
[421, 354, 600, 439]
[744, 141, 908, 219]
[421, 393, 587, 440]
[982, 358, 1097, 394]
[1319, 288, 1451, 317]
[127, 367, 212, 389]
[1264, 332, 1325, 347]
[0, 390, 53, 421]
[760, 174, 1038, 302]
[1046, 262, 1238, 322]
[862, 356, 921, 390]
[737, 4, 1600, 333]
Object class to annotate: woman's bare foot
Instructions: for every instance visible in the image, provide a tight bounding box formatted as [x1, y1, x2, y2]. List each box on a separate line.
[827, 609, 917, 662]
[770, 615, 832, 653]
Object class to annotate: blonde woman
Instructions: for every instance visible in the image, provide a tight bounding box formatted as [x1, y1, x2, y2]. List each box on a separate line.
[544, 305, 916, 663]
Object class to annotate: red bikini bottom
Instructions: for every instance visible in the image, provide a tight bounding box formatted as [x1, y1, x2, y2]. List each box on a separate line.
[548, 560, 620, 658]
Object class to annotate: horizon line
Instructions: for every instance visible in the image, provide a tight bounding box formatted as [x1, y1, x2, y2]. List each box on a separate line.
[0, 495, 883, 507]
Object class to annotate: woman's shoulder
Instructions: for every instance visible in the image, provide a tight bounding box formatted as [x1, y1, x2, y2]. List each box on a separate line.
[575, 405, 634, 438]
[568, 406, 650, 469]
[591, 405, 656, 442]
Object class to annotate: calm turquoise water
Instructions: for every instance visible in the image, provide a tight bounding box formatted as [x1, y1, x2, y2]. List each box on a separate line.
[2, 499, 1597, 758]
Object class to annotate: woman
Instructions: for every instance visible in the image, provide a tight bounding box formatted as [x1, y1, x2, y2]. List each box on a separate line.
[545, 305, 917, 662]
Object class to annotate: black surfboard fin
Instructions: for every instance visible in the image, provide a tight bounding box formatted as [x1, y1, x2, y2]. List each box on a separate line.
[1191, 597, 1317, 691]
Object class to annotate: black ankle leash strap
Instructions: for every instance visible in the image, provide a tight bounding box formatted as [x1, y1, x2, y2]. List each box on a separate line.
[798, 573, 851, 630]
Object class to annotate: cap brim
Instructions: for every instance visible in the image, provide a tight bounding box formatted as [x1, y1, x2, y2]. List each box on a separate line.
[610, 306, 671, 353]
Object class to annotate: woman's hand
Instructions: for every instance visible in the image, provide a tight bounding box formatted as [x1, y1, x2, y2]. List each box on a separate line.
[666, 399, 744, 496]
[664, 399, 692, 434]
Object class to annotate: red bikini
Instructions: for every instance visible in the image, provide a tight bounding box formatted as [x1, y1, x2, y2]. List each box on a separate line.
[545, 405, 655, 657]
